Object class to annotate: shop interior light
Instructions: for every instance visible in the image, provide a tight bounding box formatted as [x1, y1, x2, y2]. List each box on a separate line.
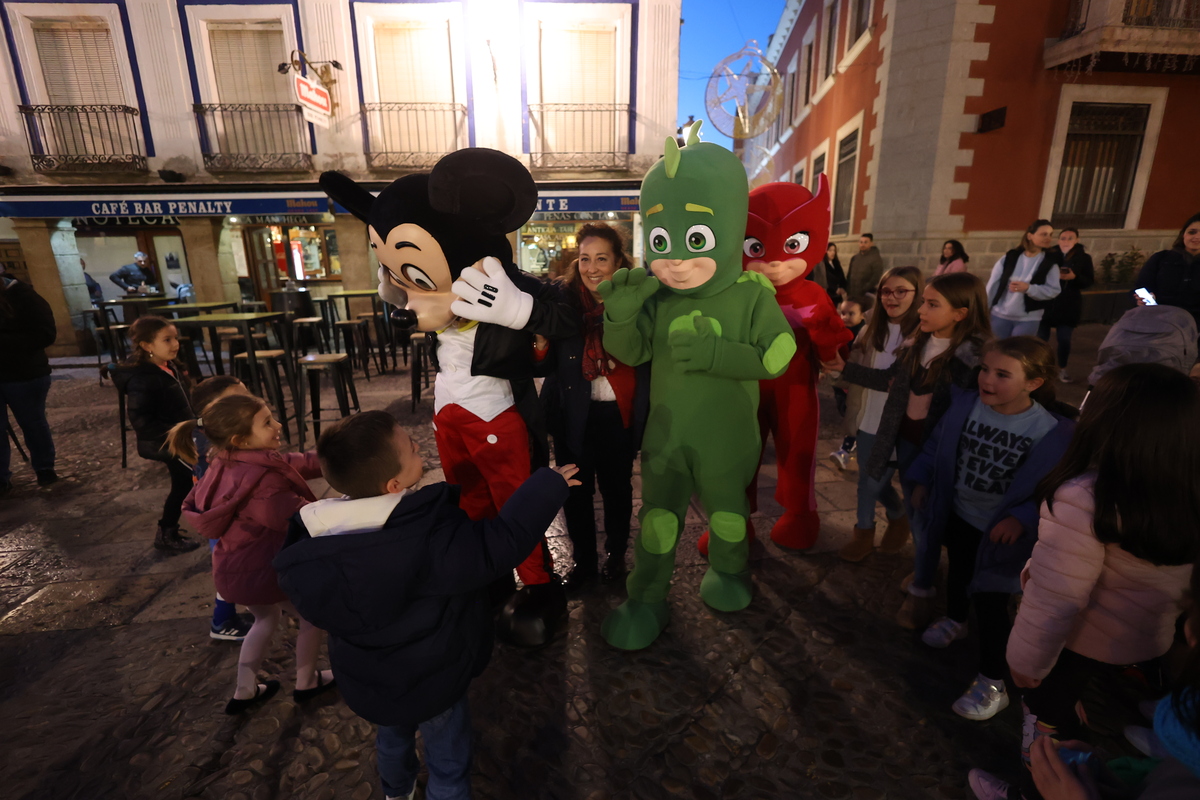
[229, 217, 239, 223]
[607, 212, 616, 218]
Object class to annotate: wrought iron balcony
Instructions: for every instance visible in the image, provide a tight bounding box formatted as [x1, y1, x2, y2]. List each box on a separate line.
[1124, 0, 1200, 28]
[1047, 0, 1200, 71]
[18, 105, 147, 174]
[193, 103, 312, 172]
[362, 102, 467, 170]
[528, 104, 631, 171]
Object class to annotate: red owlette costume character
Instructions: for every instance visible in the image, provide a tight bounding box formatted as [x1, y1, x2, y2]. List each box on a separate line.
[745, 177, 852, 549]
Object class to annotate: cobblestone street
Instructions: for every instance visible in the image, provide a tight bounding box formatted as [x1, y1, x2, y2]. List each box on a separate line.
[0, 327, 1104, 800]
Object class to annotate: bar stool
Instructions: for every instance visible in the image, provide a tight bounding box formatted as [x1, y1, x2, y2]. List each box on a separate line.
[296, 354, 361, 450]
[333, 319, 374, 381]
[239, 300, 268, 313]
[356, 310, 394, 372]
[292, 316, 329, 355]
[232, 350, 295, 443]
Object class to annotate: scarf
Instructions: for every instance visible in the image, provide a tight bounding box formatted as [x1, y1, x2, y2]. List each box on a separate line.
[577, 282, 637, 428]
[1155, 689, 1200, 778]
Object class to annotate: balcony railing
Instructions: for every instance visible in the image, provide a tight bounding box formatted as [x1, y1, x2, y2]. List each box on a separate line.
[361, 102, 468, 170]
[1062, 0, 1092, 37]
[18, 105, 147, 173]
[528, 104, 630, 170]
[1124, 0, 1200, 28]
[193, 103, 312, 172]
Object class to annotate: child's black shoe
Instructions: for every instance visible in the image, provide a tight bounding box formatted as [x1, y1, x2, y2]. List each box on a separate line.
[224, 680, 280, 715]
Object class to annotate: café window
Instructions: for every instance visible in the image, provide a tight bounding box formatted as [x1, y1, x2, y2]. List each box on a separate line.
[241, 219, 341, 301]
[516, 196, 642, 278]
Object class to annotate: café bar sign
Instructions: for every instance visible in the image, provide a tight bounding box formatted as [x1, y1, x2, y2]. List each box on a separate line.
[0, 194, 329, 219]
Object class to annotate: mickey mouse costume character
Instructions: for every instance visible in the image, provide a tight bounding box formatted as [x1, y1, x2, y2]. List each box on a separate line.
[319, 149, 579, 647]
[696, 177, 852, 554]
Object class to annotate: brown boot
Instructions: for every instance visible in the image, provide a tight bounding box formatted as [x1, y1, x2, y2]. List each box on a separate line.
[878, 516, 911, 554]
[838, 527, 876, 562]
[896, 593, 933, 630]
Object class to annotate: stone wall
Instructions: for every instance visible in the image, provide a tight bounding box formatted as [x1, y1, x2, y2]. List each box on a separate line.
[830, 229, 1179, 281]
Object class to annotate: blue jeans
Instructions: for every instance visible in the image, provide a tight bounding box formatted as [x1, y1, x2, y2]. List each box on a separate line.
[990, 315, 1042, 338]
[895, 438, 938, 591]
[377, 695, 473, 800]
[854, 429, 904, 529]
[1037, 319, 1075, 368]
[0, 375, 55, 483]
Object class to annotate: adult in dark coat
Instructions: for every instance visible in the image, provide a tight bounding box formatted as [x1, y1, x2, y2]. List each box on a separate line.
[109, 252, 155, 293]
[808, 242, 847, 307]
[1038, 228, 1095, 382]
[845, 234, 884, 300]
[0, 275, 58, 493]
[1136, 212, 1200, 335]
[540, 222, 650, 589]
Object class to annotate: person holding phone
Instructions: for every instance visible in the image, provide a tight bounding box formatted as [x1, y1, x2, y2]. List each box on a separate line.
[1037, 228, 1094, 383]
[1135, 212, 1200, 336]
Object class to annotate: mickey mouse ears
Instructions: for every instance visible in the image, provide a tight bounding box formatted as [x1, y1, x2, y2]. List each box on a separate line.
[428, 148, 538, 235]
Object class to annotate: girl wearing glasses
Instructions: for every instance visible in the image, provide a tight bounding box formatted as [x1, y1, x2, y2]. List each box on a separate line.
[834, 267, 923, 563]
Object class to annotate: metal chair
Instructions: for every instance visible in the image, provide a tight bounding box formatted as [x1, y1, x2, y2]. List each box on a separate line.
[295, 354, 361, 450]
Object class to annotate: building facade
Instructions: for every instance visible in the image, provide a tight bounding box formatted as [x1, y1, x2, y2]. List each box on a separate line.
[0, 0, 680, 355]
[742, 0, 1200, 278]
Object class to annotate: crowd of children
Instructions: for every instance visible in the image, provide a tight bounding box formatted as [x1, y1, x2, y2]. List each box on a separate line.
[105, 205, 1200, 800]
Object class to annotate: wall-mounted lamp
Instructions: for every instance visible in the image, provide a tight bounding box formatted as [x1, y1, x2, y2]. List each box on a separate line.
[278, 51, 342, 91]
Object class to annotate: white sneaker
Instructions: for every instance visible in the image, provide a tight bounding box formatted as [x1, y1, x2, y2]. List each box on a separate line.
[1125, 725, 1171, 758]
[953, 674, 1010, 720]
[921, 617, 967, 648]
[967, 768, 1010, 800]
[829, 449, 852, 470]
[1059, 368, 1072, 383]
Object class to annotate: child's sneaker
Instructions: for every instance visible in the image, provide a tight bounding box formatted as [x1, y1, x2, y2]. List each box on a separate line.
[210, 615, 252, 641]
[921, 617, 967, 648]
[829, 448, 853, 471]
[953, 674, 1009, 721]
[967, 768, 1010, 800]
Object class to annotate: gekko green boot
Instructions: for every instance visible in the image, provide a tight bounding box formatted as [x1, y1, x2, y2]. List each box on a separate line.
[700, 511, 753, 612]
[601, 509, 678, 650]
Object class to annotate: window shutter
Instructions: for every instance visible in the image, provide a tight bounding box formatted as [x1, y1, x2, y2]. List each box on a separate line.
[32, 19, 125, 105]
[207, 22, 291, 104]
[539, 23, 617, 104]
[374, 22, 455, 103]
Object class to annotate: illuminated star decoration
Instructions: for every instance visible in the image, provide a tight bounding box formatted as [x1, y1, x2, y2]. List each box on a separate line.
[714, 54, 775, 138]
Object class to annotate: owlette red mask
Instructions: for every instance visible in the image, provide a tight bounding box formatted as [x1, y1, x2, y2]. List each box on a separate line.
[743, 175, 831, 288]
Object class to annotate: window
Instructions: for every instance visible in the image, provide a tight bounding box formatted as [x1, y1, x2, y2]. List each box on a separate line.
[374, 22, 455, 103]
[824, 3, 839, 80]
[851, 0, 871, 42]
[803, 43, 814, 104]
[811, 152, 826, 192]
[1051, 102, 1149, 228]
[794, 166, 805, 186]
[207, 22, 291, 104]
[832, 130, 858, 235]
[539, 23, 616, 104]
[789, 63, 802, 121]
[32, 18, 124, 104]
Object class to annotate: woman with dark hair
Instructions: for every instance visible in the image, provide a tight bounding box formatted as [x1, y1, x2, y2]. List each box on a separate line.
[934, 240, 969, 276]
[0, 272, 58, 495]
[1136, 212, 1200, 331]
[810, 243, 847, 307]
[985, 219, 1061, 338]
[542, 223, 649, 590]
[969, 362, 1200, 800]
[1038, 227, 1094, 383]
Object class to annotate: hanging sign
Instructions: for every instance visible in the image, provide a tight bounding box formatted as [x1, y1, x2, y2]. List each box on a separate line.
[294, 75, 331, 129]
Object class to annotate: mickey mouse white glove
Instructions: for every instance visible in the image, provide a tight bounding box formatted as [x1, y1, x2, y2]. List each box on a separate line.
[378, 265, 407, 308]
[450, 257, 534, 330]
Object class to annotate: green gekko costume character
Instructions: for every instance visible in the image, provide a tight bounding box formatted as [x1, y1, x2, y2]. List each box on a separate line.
[598, 122, 797, 650]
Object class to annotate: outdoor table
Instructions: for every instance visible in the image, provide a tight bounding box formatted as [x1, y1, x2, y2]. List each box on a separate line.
[324, 289, 393, 371]
[171, 312, 289, 395]
[101, 294, 167, 322]
[149, 301, 240, 317]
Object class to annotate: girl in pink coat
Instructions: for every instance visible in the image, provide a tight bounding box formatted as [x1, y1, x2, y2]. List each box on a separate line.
[967, 363, 1200, 800]
[174, 394, 335, 714]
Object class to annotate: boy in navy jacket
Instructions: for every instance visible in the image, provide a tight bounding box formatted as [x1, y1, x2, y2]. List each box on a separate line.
[274, 411, 577, 800]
